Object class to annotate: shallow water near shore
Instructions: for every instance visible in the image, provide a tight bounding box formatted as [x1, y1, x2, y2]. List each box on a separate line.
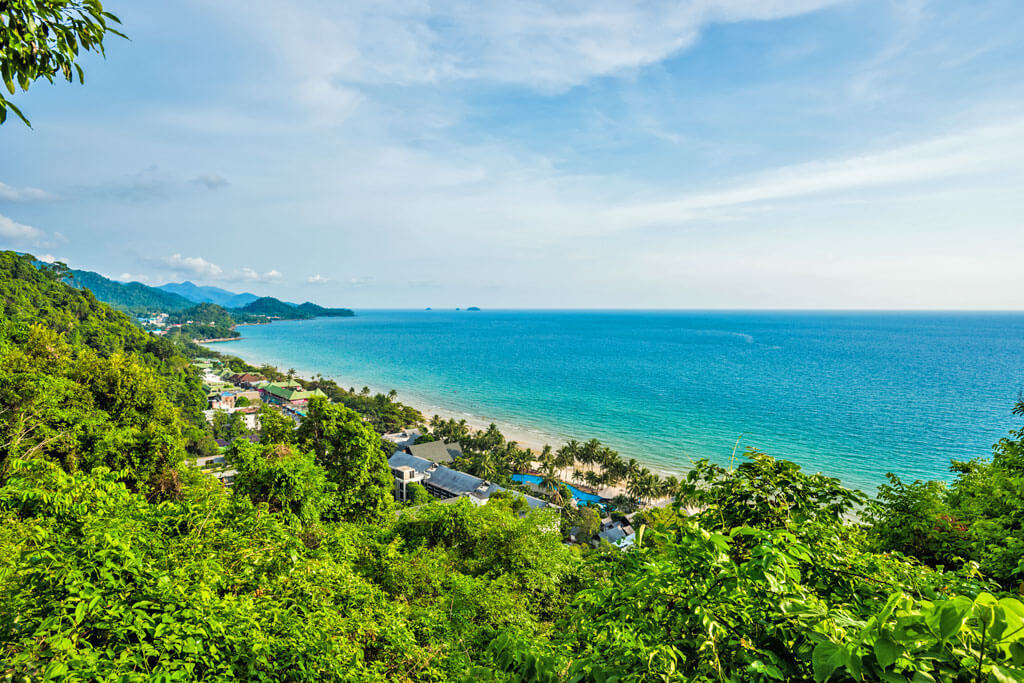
[208, 309, 1024, 492]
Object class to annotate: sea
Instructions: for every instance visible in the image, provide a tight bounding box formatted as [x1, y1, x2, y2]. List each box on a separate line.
[211, 310, 1024, 492]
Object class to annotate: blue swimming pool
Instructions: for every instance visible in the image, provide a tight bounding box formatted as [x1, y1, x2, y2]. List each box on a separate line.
[511, 474, 605, 505]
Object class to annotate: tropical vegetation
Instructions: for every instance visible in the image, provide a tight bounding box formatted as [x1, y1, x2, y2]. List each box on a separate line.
[3, 248, 1023, 680]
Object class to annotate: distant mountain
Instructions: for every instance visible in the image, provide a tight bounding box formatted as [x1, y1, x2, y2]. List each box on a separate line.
[294, 301, 355, 317]
[66, 269, 194, 313]
[234, 297, 354, 319]
[158, 281, 259, 308]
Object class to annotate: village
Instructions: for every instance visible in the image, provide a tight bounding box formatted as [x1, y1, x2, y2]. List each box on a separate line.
[189, 358, 639, 550]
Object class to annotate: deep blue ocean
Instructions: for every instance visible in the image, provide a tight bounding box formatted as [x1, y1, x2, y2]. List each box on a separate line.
[213, 310, 1024, 492]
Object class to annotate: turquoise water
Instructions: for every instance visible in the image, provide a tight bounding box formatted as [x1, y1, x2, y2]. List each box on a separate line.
[511, 474, 605, 505]
[213, 310, 1024, 492]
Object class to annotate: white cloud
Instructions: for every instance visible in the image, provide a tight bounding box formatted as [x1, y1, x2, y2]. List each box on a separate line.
[609, 118, 1024, 228]
[0, 181, 56, 201]
[37, 253, 71, 264]
[117, 273, 152, 283]
[0, 213, 50, 246]
[217, 0, 845, 101]
[164, 253, 224, 278]
[307, 273, 330, 284]
[236, 267, 283, 283]
[163, 254, 284, 283]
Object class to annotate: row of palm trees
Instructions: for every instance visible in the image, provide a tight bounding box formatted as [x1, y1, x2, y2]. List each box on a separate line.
[426, 416, 681, 508]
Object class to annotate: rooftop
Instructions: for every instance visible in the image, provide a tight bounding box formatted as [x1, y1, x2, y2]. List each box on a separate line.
[405, 440, 463, 463]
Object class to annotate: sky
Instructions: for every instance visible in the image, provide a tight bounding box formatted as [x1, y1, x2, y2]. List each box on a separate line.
[1, 0, 1023, 309]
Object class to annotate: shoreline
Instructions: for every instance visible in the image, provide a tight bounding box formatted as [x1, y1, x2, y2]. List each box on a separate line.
[202, 342, 691, 491]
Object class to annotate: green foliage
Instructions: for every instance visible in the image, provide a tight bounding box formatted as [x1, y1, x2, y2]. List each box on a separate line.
[258, 404, 296, 445]
[66, 267, 194, 313]
[0, 0, 125, 125]
[303, 375, 424, 433]
[870, 400, 1024, 590]
[228, 441, 336, 523]
[0, 325, 186, 490]
[406, 481, 432, 506]
[3, 250, 1024, 681]
[296, 398, 395, 524]
[212, 409, 249, 442]
[679, 449, 868, 534]
[492, 456, 1017, 683]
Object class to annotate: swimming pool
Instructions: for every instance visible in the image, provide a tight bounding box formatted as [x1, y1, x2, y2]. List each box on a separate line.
[511, 474, 605, 505]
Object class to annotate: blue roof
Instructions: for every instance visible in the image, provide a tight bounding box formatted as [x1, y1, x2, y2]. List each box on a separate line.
[425, 466, 484, 496]
[388, 452, 434, 474]
[598, 527, 628, 544]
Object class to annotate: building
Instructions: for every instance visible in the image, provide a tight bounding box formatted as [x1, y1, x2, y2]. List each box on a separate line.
[594, 519, 636, 550]
[421, 465, 486, 499]
[402, 440, 463, 464]
[387, 449, 549, 511]
[388, 452, 433, 501]
[382, 428, 421, 448]
[259, 382, 328, 407]
[228, 373, 267, 387]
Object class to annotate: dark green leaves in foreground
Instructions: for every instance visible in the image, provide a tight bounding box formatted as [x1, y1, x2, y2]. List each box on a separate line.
[1, 1, 125, 125]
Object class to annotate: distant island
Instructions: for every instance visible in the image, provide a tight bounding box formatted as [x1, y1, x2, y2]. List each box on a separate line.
[466, 306, 481, 311]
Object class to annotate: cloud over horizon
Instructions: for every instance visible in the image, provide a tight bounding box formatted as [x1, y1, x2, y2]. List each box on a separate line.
[1, 0, 1023, 308]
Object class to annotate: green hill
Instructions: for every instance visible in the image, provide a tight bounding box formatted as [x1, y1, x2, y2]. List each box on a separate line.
[294, 301, 355, 317]
[233, 296, 353, 319]
[65, 268, 195, 314]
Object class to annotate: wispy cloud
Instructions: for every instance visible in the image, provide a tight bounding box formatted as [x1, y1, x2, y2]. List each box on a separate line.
[191, 173, 230, 190]
[116, 272, 152, 284]
[0, 212, 59, 248]
[161, 254, 283, 283]
[217, 0, 846, 104]
[610, 118, 1024, 227]
[237, 267, 282, 283]
[0, 181, 56, 201]
[307, 273, 330, 284]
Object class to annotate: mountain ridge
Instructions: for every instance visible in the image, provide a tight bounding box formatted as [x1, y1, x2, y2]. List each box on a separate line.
[158, 281, 260, 308]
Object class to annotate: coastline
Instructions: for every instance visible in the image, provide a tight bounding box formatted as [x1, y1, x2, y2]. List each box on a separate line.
[199, 309, 1024, 495]
[203, 340, 690, 488]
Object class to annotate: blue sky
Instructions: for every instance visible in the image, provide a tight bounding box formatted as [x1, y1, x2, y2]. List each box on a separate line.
[1, 0, 1023, 308]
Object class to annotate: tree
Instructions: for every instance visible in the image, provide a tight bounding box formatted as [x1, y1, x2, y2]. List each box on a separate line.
[869, 400, 1024, 589]
[406, 481, 431, 506]
[257, 404, 294, 445]
[212, 410, 247, 442]
[295, 397, 394, 524]
[227, 441, 336, 523]
[1, 1, 125, 125]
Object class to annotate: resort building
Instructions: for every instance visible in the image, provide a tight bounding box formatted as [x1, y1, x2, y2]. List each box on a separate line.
[595, 519, 636, 550]
[387, 450, 549, 510]
[382, 428, 421, 448]
[259, 382, 328, 407]
[401, 440, 463, 464]
[389, 452, 433, 501]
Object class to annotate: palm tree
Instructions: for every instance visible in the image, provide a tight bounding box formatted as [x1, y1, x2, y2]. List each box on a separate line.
[554, 445, 575, 478]
[572, 469, 587, 487]
[387, 389, 398, 401]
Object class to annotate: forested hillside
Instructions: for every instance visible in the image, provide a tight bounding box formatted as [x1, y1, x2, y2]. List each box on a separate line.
[237, 296, 354, 318]
[66, 267, 197, 313]
[1, 249, 1023, 681]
